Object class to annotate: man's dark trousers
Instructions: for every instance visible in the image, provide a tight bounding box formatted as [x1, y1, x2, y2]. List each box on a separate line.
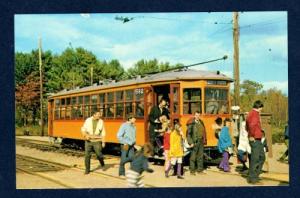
[85, 141, 104, 173]
[248, 140, 265, 182]
[119, 146, 134, 176]
[189, 140, 204, 173]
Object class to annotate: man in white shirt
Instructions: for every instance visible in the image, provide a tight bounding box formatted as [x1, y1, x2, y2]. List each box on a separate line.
[81, 111, 106, 174]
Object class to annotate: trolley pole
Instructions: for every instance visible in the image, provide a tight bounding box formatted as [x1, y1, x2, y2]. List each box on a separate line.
[233, 12, 240, 106]
[38, 37, 44, 136]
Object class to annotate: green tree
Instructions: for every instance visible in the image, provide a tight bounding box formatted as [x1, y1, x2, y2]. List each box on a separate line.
[127, 59, 183, 77]
[239, 80, 263, 112]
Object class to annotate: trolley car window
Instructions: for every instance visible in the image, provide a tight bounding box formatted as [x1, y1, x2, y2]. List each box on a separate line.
[54, 99, 60, 119]
[107, 92, 114, 103]
[84, 105, 90, 118]
[116, 91, 124, 118]
[66, 106, 71, 119]
[116, 103, 124, 118]
[84, 96, 90, 104]
[135, 88, 144, 117]
[91, 95, 98, 114]
[106, 92, 115, 118]
[106, 104, 114, 118]
[84, 95, 90, 118]
[99, 93, 105, 103]
[125, 90, 134, 116]
[183, 88, 202, 114]
[91, 95, 98, 104]
[66, 97, 71, 105]
[173, 87, 179, 114]
[60, 98, 66, 119]
[61, 98, 65, 105]
[125, 103, 133, 116]
[126, 90, 134, 101]
[99, 93, 105, 117]
[135, 88, 144, 100]
[78, 96, 83, 104]
[205, 88, 229, 114]
[71, 97, 77, 105]
[77, 96, 83, 119]
[116, 91, 124, 102]
[207, 80, 227, 85]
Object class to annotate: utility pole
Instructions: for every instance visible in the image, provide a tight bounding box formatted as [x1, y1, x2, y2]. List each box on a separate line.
[233, 12, 240, 106]
[90, 66, 93, 85]
[38, 37, 44, 136]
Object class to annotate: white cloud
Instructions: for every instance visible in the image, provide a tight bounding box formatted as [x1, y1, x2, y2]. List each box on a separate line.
[262, 81, 288, 94]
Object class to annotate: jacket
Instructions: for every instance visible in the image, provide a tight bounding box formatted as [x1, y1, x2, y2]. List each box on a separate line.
[81, 117, 106, 141]
[186, 118, 207, 145]
[246, 109, 263, 139]
[163, 132, 171, 151]
[217, 126, 233, 153]
[238, 121, 251, 154]
[169, 131, 184, 157]
[117, 122, 136, 145]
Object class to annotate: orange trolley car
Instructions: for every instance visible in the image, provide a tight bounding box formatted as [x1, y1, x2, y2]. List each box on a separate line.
[48, 69, 233, 159]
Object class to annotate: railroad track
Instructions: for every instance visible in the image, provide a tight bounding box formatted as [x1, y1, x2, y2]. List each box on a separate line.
[16, 138, 85, 157]
[16, 137, 287, 186]
[16, 154, 156, 188]
[16, 137, 119, 160]
[16, 154, 73, 188]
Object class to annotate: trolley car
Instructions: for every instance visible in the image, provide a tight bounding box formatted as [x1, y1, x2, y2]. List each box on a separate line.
[48, 68, 233, 160]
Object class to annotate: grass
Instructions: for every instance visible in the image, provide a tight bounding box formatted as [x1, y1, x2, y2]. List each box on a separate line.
[271, 125, 285, 144]
[15, 125, 48, 136]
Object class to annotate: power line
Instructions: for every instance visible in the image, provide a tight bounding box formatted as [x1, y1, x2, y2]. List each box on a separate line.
[115, 15, 233, 25]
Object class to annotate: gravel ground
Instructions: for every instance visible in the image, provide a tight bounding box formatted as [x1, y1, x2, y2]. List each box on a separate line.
[16, 136, 289, 188]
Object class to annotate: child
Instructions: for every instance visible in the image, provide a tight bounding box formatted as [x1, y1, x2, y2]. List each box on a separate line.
[163, 123, 172, 175]
[237, 114, 251, 171]
[154, 115, 169, 156]
[126, 143, 154, 187]
[213, 117, 223, 139]
[217, 118, 233, 172]
[165, 123, 184, 179]
[261, 130, 269, 172]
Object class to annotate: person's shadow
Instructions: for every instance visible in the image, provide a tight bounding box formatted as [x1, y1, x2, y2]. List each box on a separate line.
[91, 163, 117, 172]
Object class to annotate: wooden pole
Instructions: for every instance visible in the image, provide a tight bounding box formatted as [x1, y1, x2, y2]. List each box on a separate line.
[91, 66, 93, 85]
[233, 12, 240, 106]
[38, 37, 44, 136]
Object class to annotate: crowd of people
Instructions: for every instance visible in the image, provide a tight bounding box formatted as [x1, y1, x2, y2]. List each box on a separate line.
[80, 99, 288, 187]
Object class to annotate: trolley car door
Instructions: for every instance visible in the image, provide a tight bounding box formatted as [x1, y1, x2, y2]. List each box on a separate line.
[48, 99, 54, 136]
[144, 87, 153, 143]
[169, 83, 180, 126]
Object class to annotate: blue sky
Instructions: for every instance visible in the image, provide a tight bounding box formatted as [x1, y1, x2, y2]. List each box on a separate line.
[15, 12, 288, 95]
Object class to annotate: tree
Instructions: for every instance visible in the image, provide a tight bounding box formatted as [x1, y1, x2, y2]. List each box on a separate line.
[99, 59, 125, 81]
[239, 80, 263, 112]
[261, 88, 288, 127]
[15, 72, 40, 126]
[127, 59, 183, 77]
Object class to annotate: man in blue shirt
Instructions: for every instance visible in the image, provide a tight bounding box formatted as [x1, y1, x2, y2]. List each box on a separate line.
[117, 114, 136, 177]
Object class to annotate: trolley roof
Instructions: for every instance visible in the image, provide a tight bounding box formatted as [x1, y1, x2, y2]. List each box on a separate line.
[49, 69, 233, 98]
